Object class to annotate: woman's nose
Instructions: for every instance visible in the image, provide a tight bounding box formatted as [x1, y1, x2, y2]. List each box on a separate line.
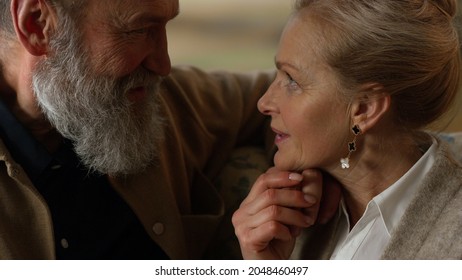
[257, 85, 278, 116]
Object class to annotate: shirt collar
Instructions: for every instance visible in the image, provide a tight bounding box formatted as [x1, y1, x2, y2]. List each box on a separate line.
[0, 100, 55, 183]
[373, 136, 437, 235]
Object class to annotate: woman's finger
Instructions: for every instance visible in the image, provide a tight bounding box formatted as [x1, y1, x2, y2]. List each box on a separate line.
[241, 187, 315, 216]
[300, 169, 323, 219]
[244, 204, 314, 229]
[241, 170, 304, 205]
[238, 220, 293, 253]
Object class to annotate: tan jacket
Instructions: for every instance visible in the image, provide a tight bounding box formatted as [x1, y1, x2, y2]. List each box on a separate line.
[0, 66, 273, 259]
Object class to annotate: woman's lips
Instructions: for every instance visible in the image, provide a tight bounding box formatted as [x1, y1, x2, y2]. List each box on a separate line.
[272, 127, 289, 145]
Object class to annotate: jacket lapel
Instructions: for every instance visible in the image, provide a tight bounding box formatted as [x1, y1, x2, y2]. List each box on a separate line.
[110, 167, 189, 259]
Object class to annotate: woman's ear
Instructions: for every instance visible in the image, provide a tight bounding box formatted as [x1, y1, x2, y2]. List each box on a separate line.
[349, 83, 391, 133]
[11, 0, 57, 56]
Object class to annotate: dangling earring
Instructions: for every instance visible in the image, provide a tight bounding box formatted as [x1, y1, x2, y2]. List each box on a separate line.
[340, 124, 361, 169]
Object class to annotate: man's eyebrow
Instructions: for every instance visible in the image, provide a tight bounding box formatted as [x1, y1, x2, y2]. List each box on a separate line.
[165, 5, 180, 21]
[168, 8, 180, 21]
[174, 8, 180, 19]
[130, 10, 179, 25]
[114, 5, 180, 27]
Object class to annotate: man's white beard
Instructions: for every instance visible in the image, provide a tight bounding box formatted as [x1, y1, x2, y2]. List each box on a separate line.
[31, 16, 165, 176]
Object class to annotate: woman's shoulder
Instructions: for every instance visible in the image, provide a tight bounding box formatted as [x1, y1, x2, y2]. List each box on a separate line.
[383, 135, 462, 259]
[438, 132, 462, 163]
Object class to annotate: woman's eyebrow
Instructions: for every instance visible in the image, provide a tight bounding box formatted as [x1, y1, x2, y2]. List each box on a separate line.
[275, 57, 300, 72]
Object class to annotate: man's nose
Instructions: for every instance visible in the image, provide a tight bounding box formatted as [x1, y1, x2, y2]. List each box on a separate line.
[143, 27, 171, 77]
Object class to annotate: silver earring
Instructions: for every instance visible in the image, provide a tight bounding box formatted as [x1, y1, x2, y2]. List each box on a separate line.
[340, 124, 361, 169]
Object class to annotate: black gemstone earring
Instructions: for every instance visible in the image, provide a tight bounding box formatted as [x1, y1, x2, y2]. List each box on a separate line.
[340, 124, 361, 169]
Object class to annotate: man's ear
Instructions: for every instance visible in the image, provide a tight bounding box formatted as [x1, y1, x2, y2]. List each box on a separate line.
[11, 0, 57, 56]
[349, 83, 391, 133]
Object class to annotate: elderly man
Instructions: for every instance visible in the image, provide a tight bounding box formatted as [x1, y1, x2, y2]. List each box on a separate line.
[0, 0, 283, 259]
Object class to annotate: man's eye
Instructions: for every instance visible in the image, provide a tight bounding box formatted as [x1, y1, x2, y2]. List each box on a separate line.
[130, 28, 149, 35]
[123, 27, 151, 37]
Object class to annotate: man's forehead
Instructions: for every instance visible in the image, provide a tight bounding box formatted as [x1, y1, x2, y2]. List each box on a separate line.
[118, 0, 179, 14]
[102, 0, 180, 22]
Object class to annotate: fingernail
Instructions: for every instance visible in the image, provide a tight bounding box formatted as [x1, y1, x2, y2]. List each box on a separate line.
[304, 195, 317, 204]
[289, 173, 303, 181]
[302, 185, 311, 193]
[305, 216, 315, 226]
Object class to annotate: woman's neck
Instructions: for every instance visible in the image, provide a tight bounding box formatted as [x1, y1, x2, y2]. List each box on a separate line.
[332, 132, 425, 227]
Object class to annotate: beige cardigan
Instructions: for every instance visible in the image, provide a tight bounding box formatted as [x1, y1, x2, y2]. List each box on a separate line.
[0, 66, 273, 259]
[293, 136, 462, 260]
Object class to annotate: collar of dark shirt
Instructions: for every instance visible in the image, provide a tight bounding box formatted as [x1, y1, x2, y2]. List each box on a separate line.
[0, 100, 77, 185]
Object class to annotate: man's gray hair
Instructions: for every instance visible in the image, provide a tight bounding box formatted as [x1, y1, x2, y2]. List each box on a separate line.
[0, 0, 85, 36]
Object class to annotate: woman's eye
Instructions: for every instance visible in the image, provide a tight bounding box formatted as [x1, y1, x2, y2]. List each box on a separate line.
[285, 73, 299, 90]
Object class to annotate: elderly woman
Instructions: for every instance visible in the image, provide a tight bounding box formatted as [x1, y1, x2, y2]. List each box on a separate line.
[232, 0, 462, 259]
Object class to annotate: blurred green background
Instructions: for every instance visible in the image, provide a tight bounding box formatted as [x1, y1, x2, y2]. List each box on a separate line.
[168, 0, 461, 131]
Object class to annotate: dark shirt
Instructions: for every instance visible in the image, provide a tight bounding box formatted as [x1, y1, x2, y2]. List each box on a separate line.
[0, 101, 168, 259]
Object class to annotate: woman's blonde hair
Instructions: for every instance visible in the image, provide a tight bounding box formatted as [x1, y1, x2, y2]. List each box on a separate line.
[295, 0, 461, 129]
